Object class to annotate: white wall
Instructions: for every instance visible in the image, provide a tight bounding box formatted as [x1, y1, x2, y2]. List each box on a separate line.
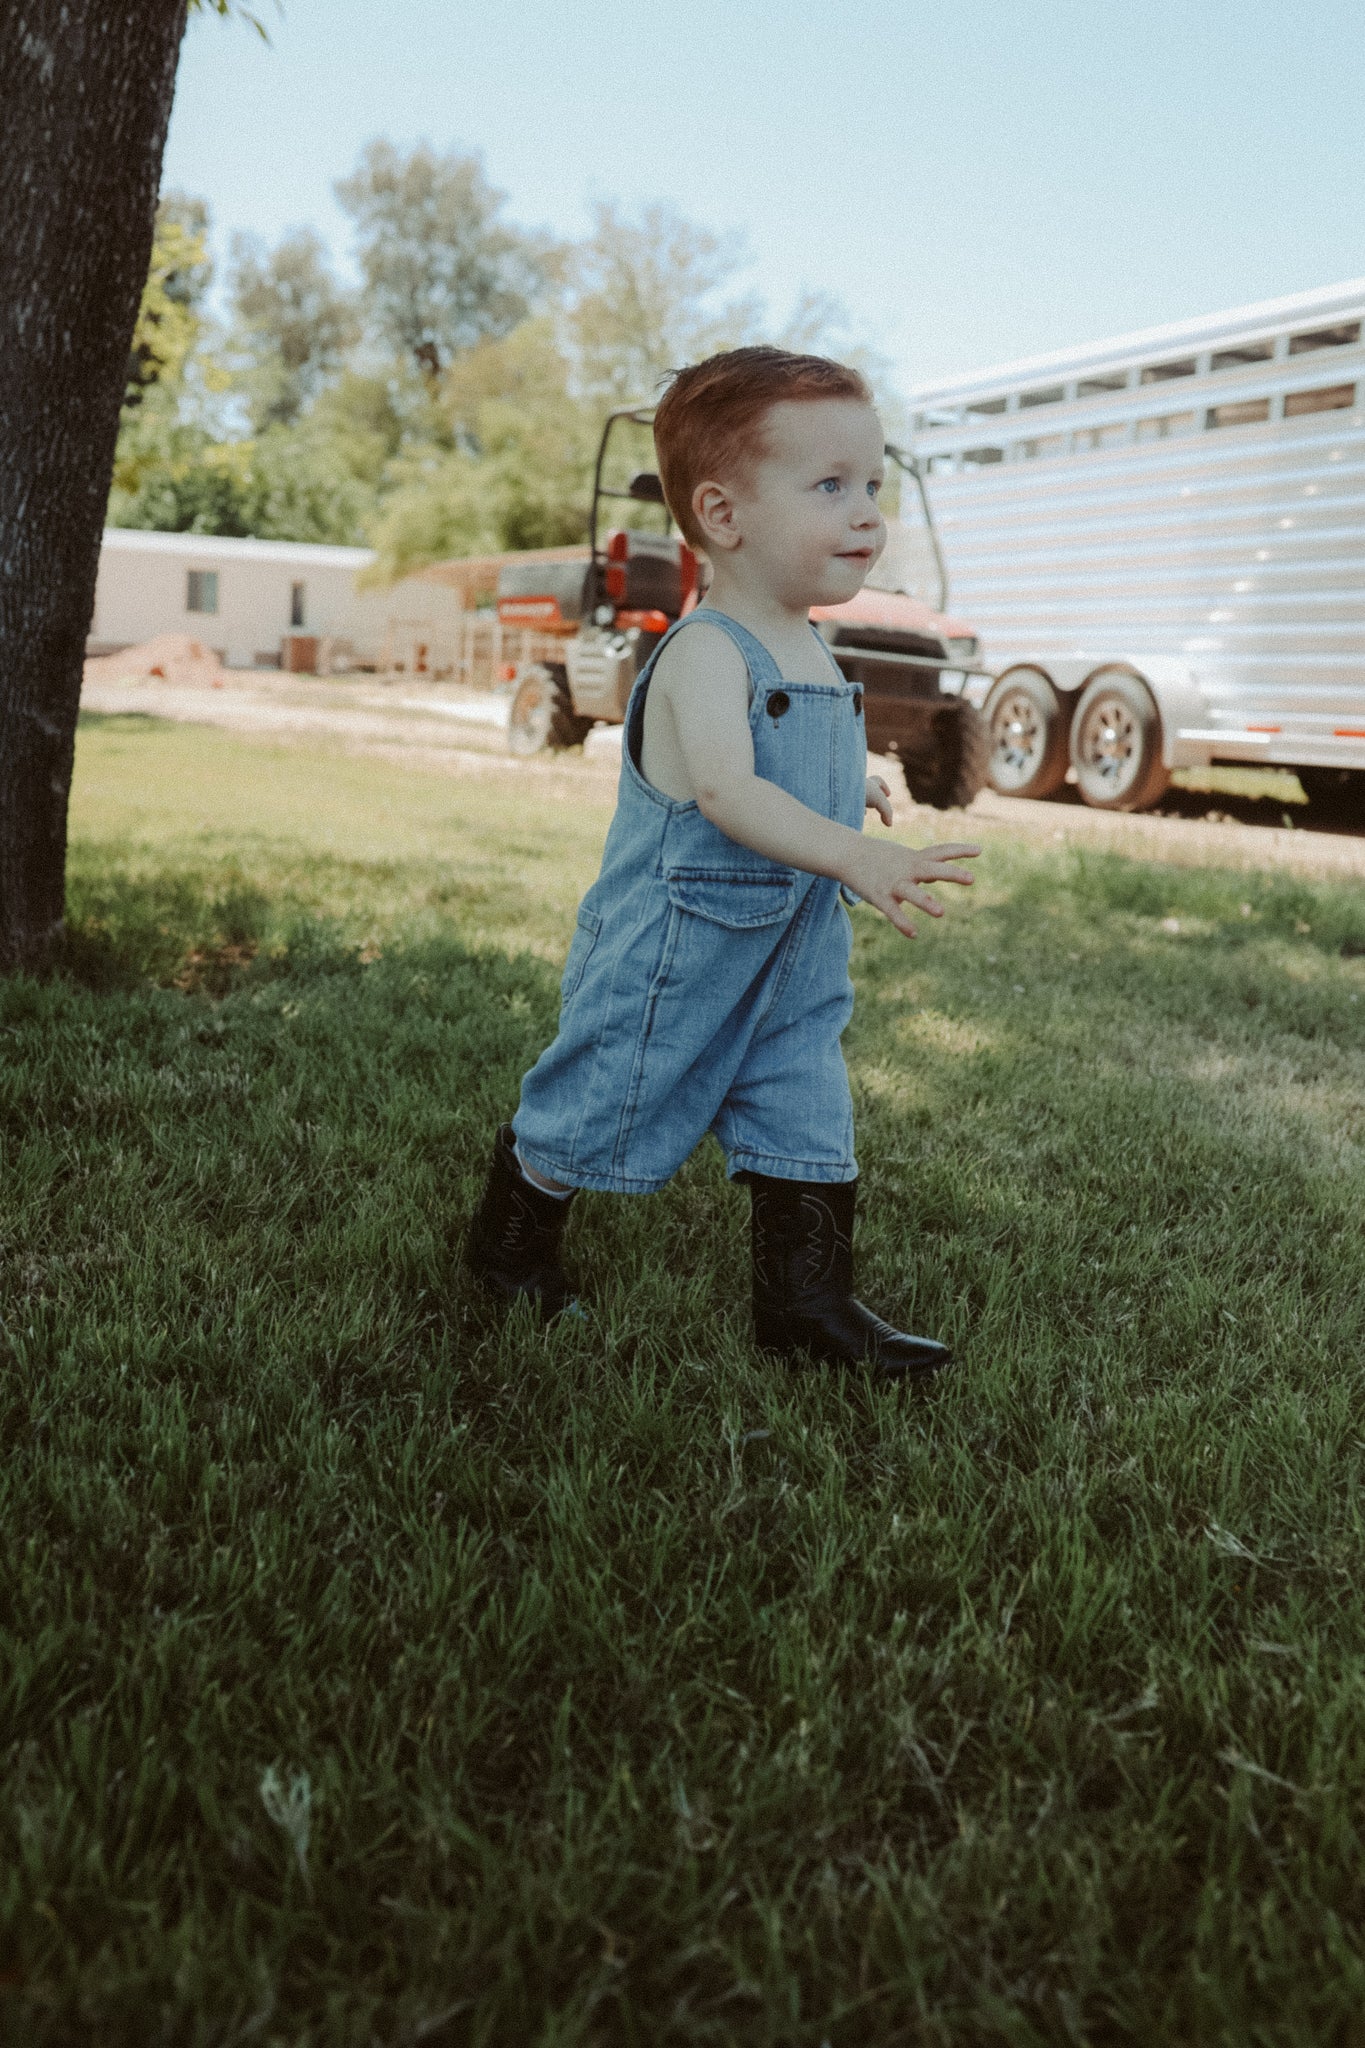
[90, 528, 463, 670]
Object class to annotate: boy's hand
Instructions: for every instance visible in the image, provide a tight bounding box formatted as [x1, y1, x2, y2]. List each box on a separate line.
[865, 774, 894, 827]
[844, 838, 980, 938]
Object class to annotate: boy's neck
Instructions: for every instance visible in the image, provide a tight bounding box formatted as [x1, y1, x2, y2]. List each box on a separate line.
[701, 563, 814, 653]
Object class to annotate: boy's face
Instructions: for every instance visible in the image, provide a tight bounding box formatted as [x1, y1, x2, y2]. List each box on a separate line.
[705, 397, 887, 609]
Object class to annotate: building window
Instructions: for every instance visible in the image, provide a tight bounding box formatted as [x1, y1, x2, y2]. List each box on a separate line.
[1141, 358, 1197, 384]
[186, 569, 218, 614]
[1135, 411, 1196, 441]
[1212, 341, 1275, 369]
[1018, 384, 1066, 409]
[960, 445, 1004, 466]
[1284, 382, 1356, 416]
[290, 581, 306, 628]
[1288, 321, 1360, 355]
[1207, 397, 1271, 428]
[1077, 372, 1128, 395]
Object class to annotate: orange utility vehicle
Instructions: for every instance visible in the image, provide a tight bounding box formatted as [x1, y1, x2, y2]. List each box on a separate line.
[496, 406, 991, 808]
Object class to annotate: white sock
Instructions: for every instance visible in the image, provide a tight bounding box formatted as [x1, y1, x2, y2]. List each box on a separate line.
[513, 1140, 574, 1198]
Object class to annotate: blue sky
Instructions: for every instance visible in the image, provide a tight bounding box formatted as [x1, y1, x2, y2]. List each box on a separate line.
[164, 0, 1365, 388]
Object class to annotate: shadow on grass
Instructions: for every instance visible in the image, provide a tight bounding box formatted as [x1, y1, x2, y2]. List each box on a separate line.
[61, 865, 275, 993]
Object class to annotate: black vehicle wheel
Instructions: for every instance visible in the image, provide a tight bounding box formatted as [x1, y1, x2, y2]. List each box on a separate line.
[900, 699, 989, 810]
[507, 664, 593, 756]
[1298, 766, 1365, 827]
[983, 665, 1069, 799]
[1069, 669, 1170, 812]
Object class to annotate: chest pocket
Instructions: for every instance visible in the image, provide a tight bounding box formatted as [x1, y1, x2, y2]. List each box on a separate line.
[666, 867, 795, 929]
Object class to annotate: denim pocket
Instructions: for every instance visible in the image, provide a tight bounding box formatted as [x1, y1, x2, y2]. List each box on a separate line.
[560, 905, 603, 1001]
[666, 867, 795, 930]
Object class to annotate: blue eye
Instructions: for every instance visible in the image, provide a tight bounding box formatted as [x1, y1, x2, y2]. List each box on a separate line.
[868, 479, 883, 498]
[818, 477, 842, 494]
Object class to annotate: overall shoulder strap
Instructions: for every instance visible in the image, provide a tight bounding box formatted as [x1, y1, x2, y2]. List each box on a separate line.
[807, 618, 849, 685]
[677, 606, 784, 690]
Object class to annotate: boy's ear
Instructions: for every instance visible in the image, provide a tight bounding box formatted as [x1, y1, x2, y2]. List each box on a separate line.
[691, 478, 743, 554]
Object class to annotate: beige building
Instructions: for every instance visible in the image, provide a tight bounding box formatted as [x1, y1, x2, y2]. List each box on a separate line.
[90, 527, 465, 673]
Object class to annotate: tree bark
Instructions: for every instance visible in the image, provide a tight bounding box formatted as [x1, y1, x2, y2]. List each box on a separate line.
[0, 2, 188, 972]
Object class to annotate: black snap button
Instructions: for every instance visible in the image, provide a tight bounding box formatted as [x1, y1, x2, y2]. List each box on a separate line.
[853, 690, 864, 717]
[766, 690, 790, 720]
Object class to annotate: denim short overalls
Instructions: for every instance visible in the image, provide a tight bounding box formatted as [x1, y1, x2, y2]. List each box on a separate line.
[513, 606, 867, 1194]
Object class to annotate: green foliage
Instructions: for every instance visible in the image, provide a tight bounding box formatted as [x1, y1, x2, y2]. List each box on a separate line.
[122, 198, 213, 410]
[369, 321, 596, 577]
[228, 227, 359, 430]
[335, 140, 545, 380]
[5, 715, 1365, 2039]
[106, 142, 867, 565]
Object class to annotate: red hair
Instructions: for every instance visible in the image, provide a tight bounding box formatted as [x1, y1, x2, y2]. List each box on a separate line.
[653, 346, 873, 550]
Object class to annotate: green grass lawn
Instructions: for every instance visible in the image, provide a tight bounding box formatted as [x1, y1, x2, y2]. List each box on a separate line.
[5, 713, 1365, 2046]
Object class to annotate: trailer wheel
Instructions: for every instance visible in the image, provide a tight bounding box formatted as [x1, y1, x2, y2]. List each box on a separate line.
[983, 666, 1069, 799]
[1298, 766, 1365, 827]
[901, 699, 989, 810]
[1070, 669, 1171, 812]
[507, 664, 593, 756]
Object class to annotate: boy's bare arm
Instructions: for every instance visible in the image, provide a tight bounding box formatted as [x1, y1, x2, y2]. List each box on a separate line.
[658, 626, 978, 939]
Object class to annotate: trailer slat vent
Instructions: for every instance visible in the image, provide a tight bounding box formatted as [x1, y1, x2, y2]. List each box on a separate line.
[1284, 383, 1356, 416]
[1212, 342, 1275, 368]
[1142, 358, 1198, 383]
[1208, 398, 1271, 428]
[1289, 321, 1360, 355]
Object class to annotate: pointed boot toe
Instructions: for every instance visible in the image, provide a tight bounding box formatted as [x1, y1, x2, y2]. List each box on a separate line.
[748, 1174, 954, 1384]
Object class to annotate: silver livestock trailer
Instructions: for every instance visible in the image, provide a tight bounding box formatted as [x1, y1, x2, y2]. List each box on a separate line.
[907, 278, 1365, 817]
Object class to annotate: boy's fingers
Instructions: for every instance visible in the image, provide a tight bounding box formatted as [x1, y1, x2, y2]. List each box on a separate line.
[920, 842, 981, 862]
[893, 883, 944, 916]
[870, 890, 916, 936]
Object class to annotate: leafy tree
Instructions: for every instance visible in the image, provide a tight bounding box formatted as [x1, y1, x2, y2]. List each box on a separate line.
[124, 192, 214, 409]
[367, 320, 595, 579]
[336, 141, 545, 380]
[566, 201, 765, 404]
[228, 227, 358, 430]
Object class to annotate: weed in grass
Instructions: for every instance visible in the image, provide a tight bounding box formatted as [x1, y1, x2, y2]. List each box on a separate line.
[1, 717, 1365, 2042]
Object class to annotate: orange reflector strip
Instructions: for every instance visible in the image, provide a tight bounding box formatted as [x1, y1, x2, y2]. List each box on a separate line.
[1246, 724, 1281, 733]
[1334, 728, 1365, 739]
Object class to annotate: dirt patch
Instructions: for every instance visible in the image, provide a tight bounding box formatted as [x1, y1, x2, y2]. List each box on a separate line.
[84, 634, 230, 690]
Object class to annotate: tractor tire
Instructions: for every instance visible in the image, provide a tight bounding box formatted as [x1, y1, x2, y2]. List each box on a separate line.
[1069, 669, 1170, 812]
[901, 699, 989, 810]
[984, 665, 1070, 800]
[1298, 766, 1365, 828]
[507, 664, 593, 756]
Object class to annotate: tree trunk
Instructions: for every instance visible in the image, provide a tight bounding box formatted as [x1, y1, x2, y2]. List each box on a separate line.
[0, 2, 188, 973]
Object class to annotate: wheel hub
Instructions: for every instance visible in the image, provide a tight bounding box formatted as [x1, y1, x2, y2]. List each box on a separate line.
[991, 690, 1044, 787]
[1078, 695, 1138, 794]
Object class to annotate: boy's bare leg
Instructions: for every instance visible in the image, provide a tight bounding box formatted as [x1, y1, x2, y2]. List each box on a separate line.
[515, 1148, 574, 1198]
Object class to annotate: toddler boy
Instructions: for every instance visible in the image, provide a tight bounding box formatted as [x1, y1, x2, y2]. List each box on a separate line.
[467, 347, 978, 1380]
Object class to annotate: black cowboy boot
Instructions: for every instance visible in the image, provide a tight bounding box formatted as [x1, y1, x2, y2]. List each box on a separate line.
[747, 1173, 951, 1381]
[465, 1125, 578, 1319]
